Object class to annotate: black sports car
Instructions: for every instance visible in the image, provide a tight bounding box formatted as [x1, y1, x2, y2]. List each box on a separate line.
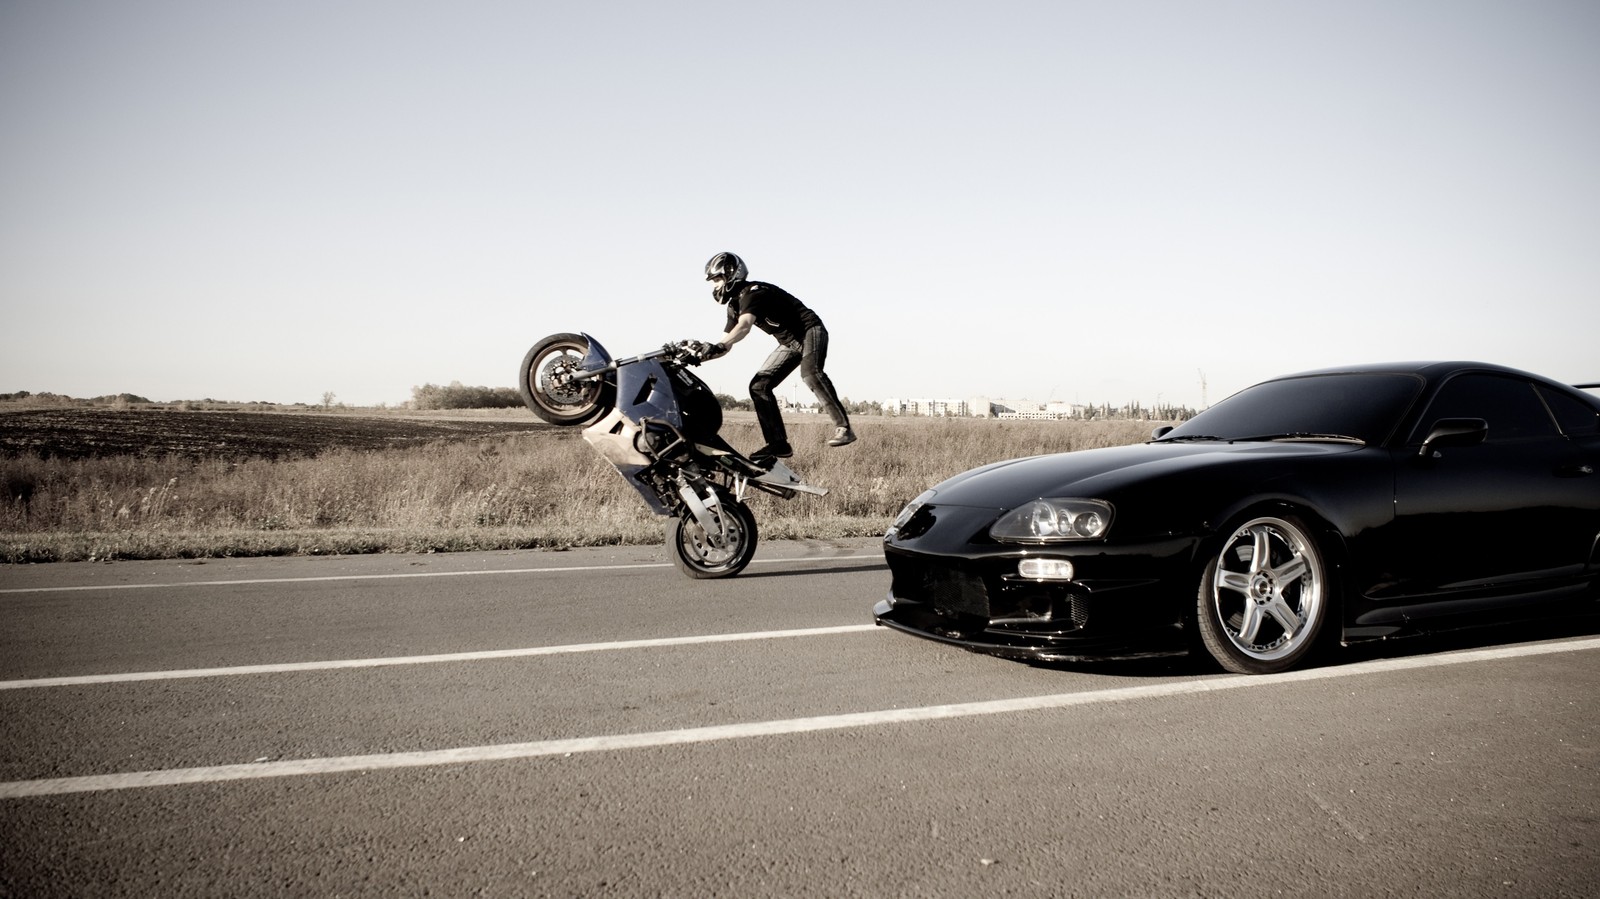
[876, 361, 1600, 674]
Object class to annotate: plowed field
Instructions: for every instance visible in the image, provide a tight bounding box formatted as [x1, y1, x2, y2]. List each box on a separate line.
[0, 409, 551, 461]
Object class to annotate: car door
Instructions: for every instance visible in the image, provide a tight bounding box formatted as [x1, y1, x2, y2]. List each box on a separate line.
[1536, 382, 1600, 568]
[1386, 372, 1594, 612]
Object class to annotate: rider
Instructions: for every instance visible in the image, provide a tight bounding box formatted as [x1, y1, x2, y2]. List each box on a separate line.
[700, 252, 856, 462]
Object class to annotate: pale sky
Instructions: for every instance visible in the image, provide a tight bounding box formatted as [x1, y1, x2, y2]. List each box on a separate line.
[3, 0, 1596, 410]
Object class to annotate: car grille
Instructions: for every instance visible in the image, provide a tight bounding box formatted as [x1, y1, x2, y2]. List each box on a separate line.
[891, 556, 989, 618]
[889, 551, 1095, 634]
[990, 587, 1090, 630]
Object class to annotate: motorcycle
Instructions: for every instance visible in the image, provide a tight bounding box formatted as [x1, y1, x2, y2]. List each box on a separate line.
[517, 332, 827, 578]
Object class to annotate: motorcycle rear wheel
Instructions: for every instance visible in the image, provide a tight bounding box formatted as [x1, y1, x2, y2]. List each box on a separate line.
[668, 491, 759, 579]
[518, 333, 613, 426]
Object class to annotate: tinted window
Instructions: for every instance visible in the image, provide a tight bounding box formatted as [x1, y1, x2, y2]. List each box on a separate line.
[1164, 373, 1422, 444]
[1538, 385, 1600, 437]
[1409, 374, 1556, 443]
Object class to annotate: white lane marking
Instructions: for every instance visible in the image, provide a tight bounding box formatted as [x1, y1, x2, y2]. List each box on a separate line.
[3, 636, 1596, 799]
[0, 553, 884, 595]
[0, 625, 880, 690]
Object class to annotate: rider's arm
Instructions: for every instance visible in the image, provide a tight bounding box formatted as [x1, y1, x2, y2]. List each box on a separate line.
[718, 312, 756, 348]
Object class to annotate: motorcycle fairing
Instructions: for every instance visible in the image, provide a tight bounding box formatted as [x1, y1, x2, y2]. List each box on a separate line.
[581, 408, 673, 515]
[616, 359, 682, 425]
[578, 332, 613, 372]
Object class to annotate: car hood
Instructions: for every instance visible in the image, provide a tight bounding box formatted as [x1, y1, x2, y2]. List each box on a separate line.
[927, 441, 1364, 510]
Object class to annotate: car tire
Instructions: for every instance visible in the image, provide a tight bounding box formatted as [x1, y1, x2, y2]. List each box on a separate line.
[1196, 512, 1330, 674]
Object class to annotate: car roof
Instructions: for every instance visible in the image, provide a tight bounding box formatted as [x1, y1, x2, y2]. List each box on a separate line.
[1263, 361, 1600, 408]
[1276, 361, 1508, 379]
[1254, 358, 1600, 415]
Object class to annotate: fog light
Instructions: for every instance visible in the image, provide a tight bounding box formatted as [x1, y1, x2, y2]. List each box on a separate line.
[1018, 558, 1074, 580]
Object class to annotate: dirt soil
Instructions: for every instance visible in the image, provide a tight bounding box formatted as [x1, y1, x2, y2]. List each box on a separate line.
[0, 409, 552, 461]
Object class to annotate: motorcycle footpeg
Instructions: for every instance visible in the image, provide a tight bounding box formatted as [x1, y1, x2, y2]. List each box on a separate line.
[721, 454, 771, 478]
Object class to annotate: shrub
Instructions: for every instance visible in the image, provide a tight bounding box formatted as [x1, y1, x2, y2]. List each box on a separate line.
[410, 382, 523, 410]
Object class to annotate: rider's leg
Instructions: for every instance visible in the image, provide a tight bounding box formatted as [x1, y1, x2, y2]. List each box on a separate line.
[800, 326, 855, 446]
[749, 344, 800, 457]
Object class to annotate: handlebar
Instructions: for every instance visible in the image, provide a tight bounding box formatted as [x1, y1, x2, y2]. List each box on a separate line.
[658, 340, 725, 366]
[569, 340, 713, 381]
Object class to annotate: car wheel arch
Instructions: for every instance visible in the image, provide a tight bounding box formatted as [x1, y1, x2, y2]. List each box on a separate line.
[1203, 499, 1350, 574]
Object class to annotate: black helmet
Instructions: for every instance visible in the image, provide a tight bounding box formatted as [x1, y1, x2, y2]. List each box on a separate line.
[705, 252, 748, 303]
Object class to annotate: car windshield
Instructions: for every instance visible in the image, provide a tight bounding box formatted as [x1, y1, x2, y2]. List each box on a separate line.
[1160, 373, 1423, 445]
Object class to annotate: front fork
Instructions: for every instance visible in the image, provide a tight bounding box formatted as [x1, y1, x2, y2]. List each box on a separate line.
[676, 473, 732, 548]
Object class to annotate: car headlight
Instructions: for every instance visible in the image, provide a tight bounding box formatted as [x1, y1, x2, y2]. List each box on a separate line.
[888, 489, 937, 535]
[989, 498, 1113, 543]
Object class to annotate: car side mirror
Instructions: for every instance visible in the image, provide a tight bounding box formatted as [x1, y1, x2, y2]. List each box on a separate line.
[1151, 426, 1173, 440]
[1417, 417, 1488, 459]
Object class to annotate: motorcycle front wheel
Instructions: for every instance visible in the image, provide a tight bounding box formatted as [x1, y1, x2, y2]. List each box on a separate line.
[668, 491, 759, 579]
[518, 333, 613, 426]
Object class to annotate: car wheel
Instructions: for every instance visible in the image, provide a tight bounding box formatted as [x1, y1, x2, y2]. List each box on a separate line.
[1196, 513, 1329, 674]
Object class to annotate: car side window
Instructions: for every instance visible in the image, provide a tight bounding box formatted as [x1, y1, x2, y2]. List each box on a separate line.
[1411, 374, 1558, 444]
[1537, 385, 1600, 437]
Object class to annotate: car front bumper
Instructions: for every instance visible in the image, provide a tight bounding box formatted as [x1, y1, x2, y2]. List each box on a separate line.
[876, 507, 1203, 662]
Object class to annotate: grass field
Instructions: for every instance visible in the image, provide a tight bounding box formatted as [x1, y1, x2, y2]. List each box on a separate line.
[0, 407, 1160, 563]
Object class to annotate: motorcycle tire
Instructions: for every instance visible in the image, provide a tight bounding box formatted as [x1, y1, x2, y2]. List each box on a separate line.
[518, 333, 614, 426]
[668, 489, 759, 579]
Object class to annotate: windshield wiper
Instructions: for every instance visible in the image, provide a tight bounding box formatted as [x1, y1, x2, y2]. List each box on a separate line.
[1154, 434, 1223, 443]
[1231, 432, 1366, 445]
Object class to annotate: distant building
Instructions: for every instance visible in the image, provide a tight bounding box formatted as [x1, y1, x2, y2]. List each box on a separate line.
[883, 393, 1193, 421]
[884, 398, 975, 417]
[994, 400, 1089, 420]
[777, 396, 821, 414]
[884, 397, 1091, 418]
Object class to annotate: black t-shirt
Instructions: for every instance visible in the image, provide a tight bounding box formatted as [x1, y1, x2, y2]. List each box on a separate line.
[723, 281, 823, 345]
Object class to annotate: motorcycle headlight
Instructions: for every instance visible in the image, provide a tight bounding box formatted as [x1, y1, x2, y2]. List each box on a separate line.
[989, 498, 1113, 543]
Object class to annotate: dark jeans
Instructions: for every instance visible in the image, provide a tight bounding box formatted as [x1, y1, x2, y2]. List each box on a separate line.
[749, 324, 850, 446]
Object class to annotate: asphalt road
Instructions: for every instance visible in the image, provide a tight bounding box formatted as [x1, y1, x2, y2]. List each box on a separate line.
[2, 538, 1597, 898]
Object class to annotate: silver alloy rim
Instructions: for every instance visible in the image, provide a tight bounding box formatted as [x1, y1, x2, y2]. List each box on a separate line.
[533, 346, 592, 408]
[682, 514, 745, 569]
[1210, 517, 1324, 661]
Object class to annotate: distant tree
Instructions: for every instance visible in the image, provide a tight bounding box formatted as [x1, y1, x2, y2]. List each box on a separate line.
[715, 392, 752, 411]
[411, 382, 524, 410]
[845, 398, 883, 416]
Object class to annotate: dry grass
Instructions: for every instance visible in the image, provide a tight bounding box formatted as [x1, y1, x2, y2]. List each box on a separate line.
[0, 415, 1159, 563]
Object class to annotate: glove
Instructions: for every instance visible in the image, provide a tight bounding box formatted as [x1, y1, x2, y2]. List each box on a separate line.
[676, 340, 715, 365]
[701, 341, 729, 361]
